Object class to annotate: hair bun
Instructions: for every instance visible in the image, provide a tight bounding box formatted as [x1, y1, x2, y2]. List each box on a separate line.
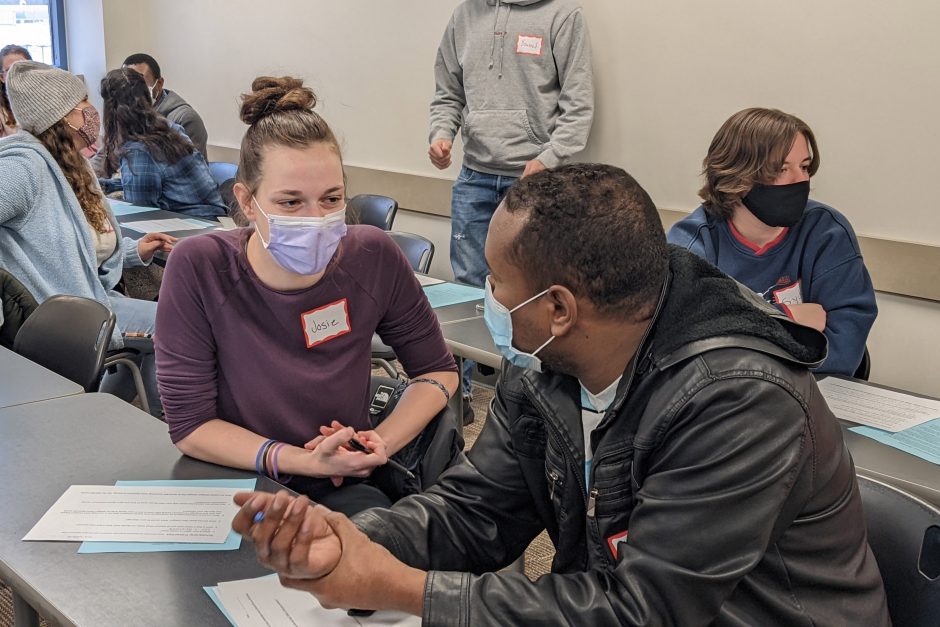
[240, 76, 318, 126]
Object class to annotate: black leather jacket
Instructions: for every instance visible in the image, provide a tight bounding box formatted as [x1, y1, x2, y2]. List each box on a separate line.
[356, 249, 890, 626]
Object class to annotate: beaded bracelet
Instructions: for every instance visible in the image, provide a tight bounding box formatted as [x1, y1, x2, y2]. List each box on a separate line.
[409, 377, 451, 403]
[255, 438, 276, 475]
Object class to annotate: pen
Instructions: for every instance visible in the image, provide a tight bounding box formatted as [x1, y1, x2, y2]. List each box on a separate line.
[346, 437, 416, 480]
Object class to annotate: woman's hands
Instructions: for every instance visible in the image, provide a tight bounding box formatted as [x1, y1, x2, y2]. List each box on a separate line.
[136, 232, 177, 261]
[303, 422, 388, 486]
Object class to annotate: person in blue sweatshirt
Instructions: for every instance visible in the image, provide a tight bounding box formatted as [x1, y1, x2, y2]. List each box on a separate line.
[667, 108, 876, 376]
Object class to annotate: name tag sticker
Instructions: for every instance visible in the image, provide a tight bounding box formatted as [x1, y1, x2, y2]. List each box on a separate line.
[772, 279, 803, 306]
[607, 530, 629, 558]
[516, 34, 543, 56]
[300, 298, 351, 348]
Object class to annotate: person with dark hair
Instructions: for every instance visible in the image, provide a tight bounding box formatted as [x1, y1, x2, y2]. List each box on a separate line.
[668, 108, 876, 376]
[98, 67, 225, 218]
[122, 52, 208, 157]
[0, 44, 32, 136]
[154, 76, 458, 516]
[231, 163, 889, 626]
[0, 61, 175, 416]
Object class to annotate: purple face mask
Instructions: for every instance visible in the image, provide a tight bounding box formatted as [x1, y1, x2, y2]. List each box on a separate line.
[66, 106, 100, 148]
[253, 197, 347, 276]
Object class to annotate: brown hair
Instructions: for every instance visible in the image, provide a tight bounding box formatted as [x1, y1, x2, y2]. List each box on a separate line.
[100, 67, 193, 175]
[699, 108, 820, 220]
[237, 76, 341, 194]
[0, 45, 32, 130]
[37, 121, 109, 232]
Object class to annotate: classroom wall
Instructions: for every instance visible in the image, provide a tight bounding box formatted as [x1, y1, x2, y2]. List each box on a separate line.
[67, 0, 940, 397]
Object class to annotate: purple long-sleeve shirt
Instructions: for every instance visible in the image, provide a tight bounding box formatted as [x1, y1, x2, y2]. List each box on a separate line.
[155, 226, 456, 447]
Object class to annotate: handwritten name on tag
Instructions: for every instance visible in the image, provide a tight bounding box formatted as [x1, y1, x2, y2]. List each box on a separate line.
[772, 280, 804, 306]
[301, 299, 351, 348]
[516, 34, 544, 56]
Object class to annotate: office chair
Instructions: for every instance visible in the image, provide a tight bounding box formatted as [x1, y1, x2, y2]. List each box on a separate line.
[371, 232, 437, 377]
[854, 346, 872, 381]
[207, 162, 238, 187]
[13, 295, 152, 413]
[388, 231, 435, 274]
[348, 194, 398, 230]
[13, 295, 114, 392]
[857, 475, 940, 626]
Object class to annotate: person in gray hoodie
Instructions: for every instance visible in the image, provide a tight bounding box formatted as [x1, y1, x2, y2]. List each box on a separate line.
[429, 0, 594, 414]
[123, 52, 209, 158]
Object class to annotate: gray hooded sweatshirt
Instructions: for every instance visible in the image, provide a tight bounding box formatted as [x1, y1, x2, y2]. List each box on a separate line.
[155, 89, 209, 158]
[431, 0, 594, 176]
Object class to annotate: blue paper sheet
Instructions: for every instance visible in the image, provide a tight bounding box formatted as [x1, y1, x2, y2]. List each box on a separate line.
[422, 282, 484, 309]
[77, 478, 257, 553]
[109, 202, 158, 216]
[850, 418, 940, 465]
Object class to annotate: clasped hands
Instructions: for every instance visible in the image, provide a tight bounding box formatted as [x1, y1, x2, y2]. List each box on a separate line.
[304, 420, 388, 485]
[231, 490, 426, 615]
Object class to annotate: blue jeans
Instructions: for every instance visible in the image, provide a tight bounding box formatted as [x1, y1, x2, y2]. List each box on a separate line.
[98, 291, 162, 416]
[451, 166, 517, 396]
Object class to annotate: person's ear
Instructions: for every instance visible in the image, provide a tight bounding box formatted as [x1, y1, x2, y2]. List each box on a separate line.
[155, 77, 165, 91]
[233, 182, 255, 221]
[547, 285, 578, 339]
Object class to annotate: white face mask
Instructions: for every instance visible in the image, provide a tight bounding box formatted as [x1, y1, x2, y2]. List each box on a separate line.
[149, 82, 159, 103]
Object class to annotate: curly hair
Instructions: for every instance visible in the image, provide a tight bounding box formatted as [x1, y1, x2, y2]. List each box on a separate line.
[37, 121, 109, 232]
[503, 164, 667, 320]
[100, 67, 193, 175]
[699, 108, 820, 220]
[237, 75, 341, 194]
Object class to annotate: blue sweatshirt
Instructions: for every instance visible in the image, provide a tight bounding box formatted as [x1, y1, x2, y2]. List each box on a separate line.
[667, 201, 877, 376]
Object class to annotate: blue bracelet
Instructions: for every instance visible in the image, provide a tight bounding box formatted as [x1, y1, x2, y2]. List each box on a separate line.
[254, 438, 276, 475]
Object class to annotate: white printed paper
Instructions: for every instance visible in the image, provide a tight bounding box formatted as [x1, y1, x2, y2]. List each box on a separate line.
[24, 485, 241, 543]
[817, 377, 940, 432]
[415, 273, 444, 287]
[215, 575, 419, 627]
[121, 218, 215, 233]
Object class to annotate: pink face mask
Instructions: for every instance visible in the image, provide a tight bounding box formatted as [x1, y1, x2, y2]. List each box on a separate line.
[66, 106, 100, 147]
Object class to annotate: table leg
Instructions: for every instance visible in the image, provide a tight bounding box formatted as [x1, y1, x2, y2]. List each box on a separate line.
[13, 591, 40, 627]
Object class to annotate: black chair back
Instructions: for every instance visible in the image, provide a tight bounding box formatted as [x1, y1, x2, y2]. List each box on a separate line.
[857, 475, 940, 626]
[348, 194, 398, 230]
[207, 161, 238, 187]
[854, 346, 872, 381]
[13, 295, 115, 391]
[388, 231, 434, 274]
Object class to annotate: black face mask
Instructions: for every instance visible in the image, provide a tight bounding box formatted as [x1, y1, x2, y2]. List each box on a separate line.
[741, 180, 810, 227]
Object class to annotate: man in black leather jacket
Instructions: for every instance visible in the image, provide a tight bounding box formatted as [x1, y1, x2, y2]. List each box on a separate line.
[233, 164, 890, 626]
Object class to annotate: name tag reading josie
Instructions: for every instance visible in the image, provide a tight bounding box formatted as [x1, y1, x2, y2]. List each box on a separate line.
[301, 298, 351, 348]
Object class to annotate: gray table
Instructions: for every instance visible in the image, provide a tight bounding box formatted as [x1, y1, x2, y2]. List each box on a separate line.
[441, 316, 501, 370]
[0, 393, 281, 627]
[115, 207, 220, 239]
[0, 346, 83, 409]
[843, 428, 940, 506]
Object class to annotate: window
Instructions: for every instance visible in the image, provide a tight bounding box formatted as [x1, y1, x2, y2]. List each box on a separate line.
[0, 0, 67, 69]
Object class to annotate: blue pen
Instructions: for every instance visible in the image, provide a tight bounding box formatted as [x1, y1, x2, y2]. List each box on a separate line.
[253, 511, 265, 524]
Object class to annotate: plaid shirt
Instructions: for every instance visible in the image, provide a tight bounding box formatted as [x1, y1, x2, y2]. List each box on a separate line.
[101, 125, 225, 219]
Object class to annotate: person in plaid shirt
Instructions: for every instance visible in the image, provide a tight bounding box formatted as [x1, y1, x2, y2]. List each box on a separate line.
[98, 67, 225, 219]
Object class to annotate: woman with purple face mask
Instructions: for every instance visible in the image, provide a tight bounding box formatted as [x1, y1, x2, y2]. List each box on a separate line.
[154, 76, 458, 516]
[667, 108, 877, 376]
[0, 61, 176, 416]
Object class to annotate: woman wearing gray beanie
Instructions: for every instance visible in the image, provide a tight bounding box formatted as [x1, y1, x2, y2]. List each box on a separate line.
[0, 61, 175, 416]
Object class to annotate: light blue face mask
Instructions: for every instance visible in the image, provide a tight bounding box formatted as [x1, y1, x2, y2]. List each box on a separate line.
[483, 277, 555, 373]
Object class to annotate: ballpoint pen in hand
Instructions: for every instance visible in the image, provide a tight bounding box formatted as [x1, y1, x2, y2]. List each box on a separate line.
[346, 437, 416, 480]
